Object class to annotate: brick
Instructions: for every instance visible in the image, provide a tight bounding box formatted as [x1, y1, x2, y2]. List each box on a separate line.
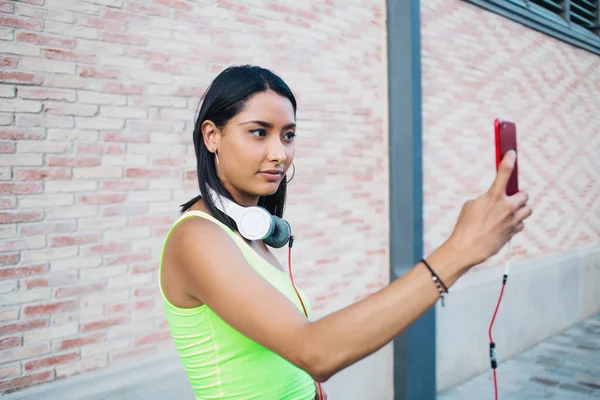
[20, 222, 75, 236]
[50, 305, 103, 326]
[0, 363, 20, 379]
[43, 75, 93, 90]
[101, 8, 149, 23]
[23, 271, 78, 289]
[0, 71, 42, 85]
[0, 307, 19, 322]
[0, 319, 48, 336]
[0, 26, 13, 41]
[0, 370, 54, 393]
[0, 343, 49, 364]
[77, 15, 126, 30]
[85, 242, 129, 255]
[0, 236, 45, 253]
[0, 100, 43, 113]
[100, 180, 148, 191]
[78, 66, 121, 79]
[77, 91, 126, 105]
[80, 264, 127, 281]
[54, 282, 104, 299]
[45, 204, 98, 220]
[23, 300, 78, 317]
[44, 102, 99, 117]
[0, 127, 45, 140]
[20, 246, 79, 263]
[18, 141, 71, 154]
[100, 106, 147, 119]
[46, 0, 99, 14]
[51, 256, 101, 272]
[17, 114, 74, 129]
[0, 114, 13, 125]
[47, 155, 100, 167]
[0, 183, 42, 195]
[0, 154, 43, 167]
[81, 316, 129, 333]
[77, 194, 125, 205]
[24, 351, 79, 371]
[44, 180, 97, 192]
[100, 31, 147, 46]
[103, 154, 147, 167]
[0, 15, 43, 31]
[0, 141, 15, 153]
[54, 332, 105, 351]
[0, 337, 20, 351]
[16, 4, 76, 23]
[13, 168, 72, 181]
[19, 88, 76, 102]
[75, 117, 124, 130]
[102, 131, 149, 143]
[0, 1, 14, 12]
[133, 330, 171, 347]
[2, 253, 19, 266]
[102, 203, 148, 217]
[43, 49, 96, 64]
[23, 322, 78, 345]
[0, 194, 15, 208]
[155, 0, 192, 11]
[0, 55, 18, 68]
[49, 233, 99, 247]
[20, 57, 76, 74]
[76, 39, 124, 55]
[72, 167, 122, 179]
[0, 42, 40, 57]
[0, 264, 48, 279]
[0, 169, 12, 181]
[16, 32, 75, 49]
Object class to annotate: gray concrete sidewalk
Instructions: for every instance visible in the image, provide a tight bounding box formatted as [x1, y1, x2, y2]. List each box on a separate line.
[4, 314, 599, 400]
[438, 313, 600, 400]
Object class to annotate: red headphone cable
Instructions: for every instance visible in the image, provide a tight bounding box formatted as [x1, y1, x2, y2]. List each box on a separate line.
[287, 236, 325, 400]
[488, 240, 512, 400]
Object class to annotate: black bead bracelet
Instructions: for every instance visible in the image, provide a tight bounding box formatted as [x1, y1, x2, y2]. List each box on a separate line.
[420, 258, 448, 307]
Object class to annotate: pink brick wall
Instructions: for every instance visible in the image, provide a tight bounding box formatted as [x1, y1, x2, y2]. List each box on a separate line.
[421, 0, 600, 270]
[0, 0, 388, 393]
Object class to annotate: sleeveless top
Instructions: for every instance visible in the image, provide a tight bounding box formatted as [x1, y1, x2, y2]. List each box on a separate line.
[158, 210, 316, 400]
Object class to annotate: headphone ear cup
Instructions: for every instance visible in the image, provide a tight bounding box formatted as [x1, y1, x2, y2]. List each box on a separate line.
[263, 216, 291, 249]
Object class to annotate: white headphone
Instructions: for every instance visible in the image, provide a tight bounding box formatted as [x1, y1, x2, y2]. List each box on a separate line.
[205, 186, 292, 248]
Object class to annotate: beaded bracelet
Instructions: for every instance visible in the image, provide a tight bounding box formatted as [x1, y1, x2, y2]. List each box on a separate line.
[420, 258, 448, 307]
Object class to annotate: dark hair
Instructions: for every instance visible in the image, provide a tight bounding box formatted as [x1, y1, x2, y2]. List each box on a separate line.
[180, 65, 297, 232]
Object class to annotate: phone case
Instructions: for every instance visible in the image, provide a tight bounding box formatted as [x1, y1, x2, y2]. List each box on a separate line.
[494, 118, 519, 196]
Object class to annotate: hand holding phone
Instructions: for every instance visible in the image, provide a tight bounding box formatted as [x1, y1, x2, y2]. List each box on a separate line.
[494, 119, 519, 196]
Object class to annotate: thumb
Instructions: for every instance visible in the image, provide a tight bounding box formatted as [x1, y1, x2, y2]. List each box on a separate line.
[489, 150, 516, 197]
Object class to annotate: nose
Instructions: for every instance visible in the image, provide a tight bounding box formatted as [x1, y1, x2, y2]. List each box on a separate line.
[267, 136, 287, 164]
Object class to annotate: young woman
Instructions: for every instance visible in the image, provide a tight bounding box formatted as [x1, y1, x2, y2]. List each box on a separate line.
[159, 65, 532, 400]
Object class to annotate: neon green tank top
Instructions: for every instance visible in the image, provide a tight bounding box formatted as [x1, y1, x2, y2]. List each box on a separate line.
[159, 210, 316, 400]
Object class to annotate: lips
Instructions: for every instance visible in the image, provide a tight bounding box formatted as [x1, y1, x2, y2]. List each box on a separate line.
[260, 169, 283, 175]
[258, 169, 283, 181]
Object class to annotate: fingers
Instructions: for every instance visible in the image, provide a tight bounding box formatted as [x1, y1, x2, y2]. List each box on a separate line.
[512, 204, 533, 225]
[489, 150, 516, 198]
[506, 191, 529, 212]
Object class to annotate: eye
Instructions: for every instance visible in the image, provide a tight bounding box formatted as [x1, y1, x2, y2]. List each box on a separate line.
[283, 131, 296, 141]
[249, 128, 267, 137]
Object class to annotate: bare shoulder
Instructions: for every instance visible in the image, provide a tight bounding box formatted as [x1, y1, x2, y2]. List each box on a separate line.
[161, 215, 237, 307]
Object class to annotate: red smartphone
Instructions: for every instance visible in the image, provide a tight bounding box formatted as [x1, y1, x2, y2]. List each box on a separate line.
[494, 118, 519, 196]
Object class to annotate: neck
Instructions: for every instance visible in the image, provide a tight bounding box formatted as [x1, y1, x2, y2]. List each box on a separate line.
[220, 182, 259, 207]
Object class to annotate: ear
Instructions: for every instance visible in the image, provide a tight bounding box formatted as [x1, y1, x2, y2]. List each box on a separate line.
[201, 120, 221, 153]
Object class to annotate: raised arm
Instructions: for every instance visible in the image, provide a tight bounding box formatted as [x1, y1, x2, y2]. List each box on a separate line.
[170, 151, 531, 382]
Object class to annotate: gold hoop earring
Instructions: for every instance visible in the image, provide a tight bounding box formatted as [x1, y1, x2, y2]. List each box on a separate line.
[214, 152, 220, 179]
[285, 162, 295, 184]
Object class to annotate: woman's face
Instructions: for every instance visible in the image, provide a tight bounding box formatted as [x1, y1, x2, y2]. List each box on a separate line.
[203, 90, 296, 206]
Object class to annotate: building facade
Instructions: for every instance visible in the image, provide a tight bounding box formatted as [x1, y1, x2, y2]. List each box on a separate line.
[0, 0, 598, 398]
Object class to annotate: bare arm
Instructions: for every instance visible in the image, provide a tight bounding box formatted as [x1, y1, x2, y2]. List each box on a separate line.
[170, 151, 531, 382]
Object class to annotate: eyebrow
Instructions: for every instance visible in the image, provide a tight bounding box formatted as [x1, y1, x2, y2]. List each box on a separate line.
[239, 120, 296, 130]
